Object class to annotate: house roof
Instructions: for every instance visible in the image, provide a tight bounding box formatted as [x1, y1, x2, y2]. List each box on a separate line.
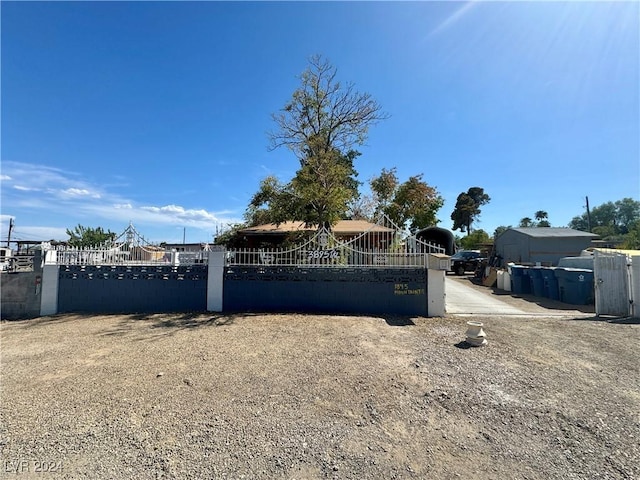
[239, 220, 395, 235]
[508, 227, 599, 238]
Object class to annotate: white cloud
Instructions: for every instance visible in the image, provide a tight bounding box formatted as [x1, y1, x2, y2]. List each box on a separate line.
[140, 204, 219, 223]
[60, 187, 101, 199]
[9, 226, 69, 242]
[63, 188, 90, 196]
[3, 161, 77, 190]
[14, 185, 37, 191]
[0, 175, 11, 181]
[1, 161, 243, 242]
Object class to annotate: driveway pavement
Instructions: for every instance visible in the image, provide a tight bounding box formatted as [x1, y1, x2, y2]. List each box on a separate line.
[445, 275, 594, 317]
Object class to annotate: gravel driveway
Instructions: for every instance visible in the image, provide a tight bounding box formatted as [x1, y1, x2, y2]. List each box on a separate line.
[1, 290, 639, 479]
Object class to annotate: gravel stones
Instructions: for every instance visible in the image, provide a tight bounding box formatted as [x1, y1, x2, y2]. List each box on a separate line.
[1, 311, 639, 479]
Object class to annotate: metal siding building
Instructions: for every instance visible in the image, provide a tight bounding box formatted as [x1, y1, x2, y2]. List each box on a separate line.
[494, 228, 598, 266]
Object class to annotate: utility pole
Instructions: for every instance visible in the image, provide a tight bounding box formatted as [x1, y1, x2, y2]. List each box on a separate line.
[183, 227, 186, 244]
[585, 196, 592, 232]
[6, 218, 14, 247]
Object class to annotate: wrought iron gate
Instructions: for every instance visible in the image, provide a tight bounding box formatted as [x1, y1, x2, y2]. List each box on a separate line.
[223, 217, 443, 315]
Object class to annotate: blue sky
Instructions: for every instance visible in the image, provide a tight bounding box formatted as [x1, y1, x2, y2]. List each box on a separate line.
[1, 1, 638, 244]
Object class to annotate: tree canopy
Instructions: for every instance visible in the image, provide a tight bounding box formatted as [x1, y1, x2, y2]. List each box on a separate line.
[569, 198, 640, 236]
[493, 225, 511, 239]
[519, 211, 551, 228]
[369, 167, 443, 232]
[269, 54, 389, 163]
[451, 187, 490, 234]
[66, 224, 116, 247]
[254, 55, 388, 228]
[246, 148, 361, 227]
[459, 229, 490, 250]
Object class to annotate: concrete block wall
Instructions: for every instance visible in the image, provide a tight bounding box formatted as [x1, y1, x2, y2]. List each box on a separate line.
[0, 270, 43, 319]
[2, 247, 445, 318]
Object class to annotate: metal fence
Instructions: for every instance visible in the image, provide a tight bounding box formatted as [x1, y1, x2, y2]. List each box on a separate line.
[12, 218, 444, 269]
[3, 255, 36, 273]
[47, 222, 212, 267]
[226, 220, 444, 268]
[51, 244, 209, 266]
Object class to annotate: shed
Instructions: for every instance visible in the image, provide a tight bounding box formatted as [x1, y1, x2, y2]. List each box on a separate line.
[415, 227, 456, 255]
[494, 228, 599, 266]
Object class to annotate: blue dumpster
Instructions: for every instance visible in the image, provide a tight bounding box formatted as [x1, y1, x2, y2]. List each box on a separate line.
[529, 267, 545, 297]
[540, 268, 559, 300]
[510, 265, 531, 294]
[554, 268, 594, 305]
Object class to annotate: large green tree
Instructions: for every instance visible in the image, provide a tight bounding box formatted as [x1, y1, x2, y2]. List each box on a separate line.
[622, 221, 640, 249]
[369, 168, 443, 232]
[569, 198, 640, 234]
[451, 187, 491, 233]
[245, 176, 296, 226]
[493, 226, 510, 238]
[66, 224, 116, 247]
[460, 229, 490, 250]
[519, 217, 534, 228]
[518, 211, 551, 228]
[258, 55, 388, 227]
[614, 198, 640, 234]
[535, 210, 551, 227]
[370, 167, 399, 217]
[247, 147, 361, 227]
[269, 54, 389, 162]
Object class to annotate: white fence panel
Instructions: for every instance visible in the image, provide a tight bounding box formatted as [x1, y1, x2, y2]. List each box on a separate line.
[631, 256, 640, 318]
[594, 252, 630, 317]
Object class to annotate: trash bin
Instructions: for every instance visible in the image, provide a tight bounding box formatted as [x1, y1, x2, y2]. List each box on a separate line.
[554, 268, 594, 305]
[503, 270, 511, 292]
[540, 268, 559, 300]
[510, 265, 531, 294]
[529, 267, 545, 297]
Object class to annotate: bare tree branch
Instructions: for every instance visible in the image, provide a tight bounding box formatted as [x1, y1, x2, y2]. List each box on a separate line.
[268, 54, 389, 161]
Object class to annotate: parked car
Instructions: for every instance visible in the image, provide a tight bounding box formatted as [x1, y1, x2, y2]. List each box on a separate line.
[450, 250, 485, 275]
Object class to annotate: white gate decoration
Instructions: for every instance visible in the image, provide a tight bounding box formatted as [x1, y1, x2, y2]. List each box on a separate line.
[594, 251, 631, 317]
[50, 222, 209, 266]
[226, 215, 444, 268]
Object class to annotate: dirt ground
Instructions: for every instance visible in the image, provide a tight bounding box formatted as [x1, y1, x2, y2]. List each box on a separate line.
[1, 293, 639, 479]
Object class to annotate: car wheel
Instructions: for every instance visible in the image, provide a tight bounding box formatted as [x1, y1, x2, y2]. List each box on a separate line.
[456, 265, 465, 276]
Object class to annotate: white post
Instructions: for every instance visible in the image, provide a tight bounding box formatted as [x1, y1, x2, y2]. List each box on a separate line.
[427, 268, 446, 317]
[40, 250, 59, 316]
[427, 254, 448, 317]
[207, 247, 225, 312]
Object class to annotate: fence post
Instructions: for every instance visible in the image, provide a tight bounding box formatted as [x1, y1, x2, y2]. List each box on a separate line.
[427, 253, 449, 317]
[207, 247, 225, 312]
[40, 249, 59, 316]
